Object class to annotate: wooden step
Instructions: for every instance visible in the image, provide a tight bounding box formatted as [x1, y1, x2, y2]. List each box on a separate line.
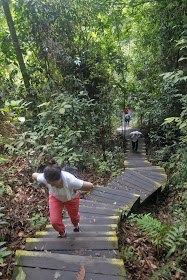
[45, 224, 117, 232]
[93, 186, 137, 199]
[25, 236, 119, 251]
[13, 266, 126, 280]
[126, 168, 166, 184]
[86, 195, 125, 206]
[91, 187, 137, 202]
[35, 231, 117, 238]
[49, 249, 120, 258]
[90, 189, 135, 204]
[78, 211, 120, 219]
[80, 198, 122, 209]
[109, 174, 158, 198]
[79, 205, 121, 216]
[64, 216, 119, 225]
[123, 169, 160, 186]
[13, 251, 127, 279]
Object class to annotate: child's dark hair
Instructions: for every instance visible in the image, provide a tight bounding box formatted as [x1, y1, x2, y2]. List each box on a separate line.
[44, 160, 61, 182]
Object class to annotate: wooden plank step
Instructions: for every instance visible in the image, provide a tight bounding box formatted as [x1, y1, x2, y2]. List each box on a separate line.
[107, 182, 153, 198]
[90, 189, 135, 204]
[134, 171, 166, 184]
[92, 186, 136, 199]
[78, 211, 121, 219]
[35, 231, 117, 238]
[45, 224, 117, 232]
[86, 195, 128, 207]
[126, 166, 166, 173]
[107, 182, 147, 198]
[25, 236, 119, 251]
[63, 216, 119, 225]
[13, 266, 126, 280]
[123, 170, 158, 187]
[108, 181, 157, 200]
[125, 162, 152, 168]
[79, 198, 122, 209]
[126, 168, 166, 184]
[125, 153, 146, 158]
[123, 169, 160, 186]
[13, 251, 127, 277]
[79, 205, 121, 216]
[112, 175, 157, 193]
[49, 248, 120, 258]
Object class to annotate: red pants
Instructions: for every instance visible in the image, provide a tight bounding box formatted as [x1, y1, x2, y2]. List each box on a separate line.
[49, 193, 80, 235]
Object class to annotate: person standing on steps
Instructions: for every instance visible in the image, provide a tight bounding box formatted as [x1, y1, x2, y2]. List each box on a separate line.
[32, 160, 93, 237]
[130, 131, 142, 151]
[125, 113, 131, 127]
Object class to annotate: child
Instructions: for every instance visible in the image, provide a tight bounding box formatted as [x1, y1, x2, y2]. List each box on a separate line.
[32, 161, 93, 237]
[130, 131, 142, 151]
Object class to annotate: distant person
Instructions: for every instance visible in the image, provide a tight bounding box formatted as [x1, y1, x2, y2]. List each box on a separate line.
[32, 160, 93, 237]
[125, 113, 131, 126]
[124, 109, 129, 114]
[130, 131, 142, 151]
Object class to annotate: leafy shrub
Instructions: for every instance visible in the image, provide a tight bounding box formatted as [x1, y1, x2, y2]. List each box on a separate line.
[129, 213, 186, 258]
[27, 213, 47, 231]
[121, 247, 138, 262]
[0, 206, 12, 264]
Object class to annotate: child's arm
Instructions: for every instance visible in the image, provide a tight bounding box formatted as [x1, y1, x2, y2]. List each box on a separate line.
[32, 173, 40, 180]
[73, 181, 93, 192]
[81, 181, 94, 191]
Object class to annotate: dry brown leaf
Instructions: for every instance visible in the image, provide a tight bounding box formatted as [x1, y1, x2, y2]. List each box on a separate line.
[125, 238, 131, 244]
[76, 265, 85, 280]
[18, 231, 24, 237]
[150, 262, 157, 270]
[0, 263, 7, 267]
[175, 270, 180, 278]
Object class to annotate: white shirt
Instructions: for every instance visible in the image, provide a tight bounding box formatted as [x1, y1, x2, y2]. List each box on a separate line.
[130, 131, 142, 142]
[37, 171, 83, 202]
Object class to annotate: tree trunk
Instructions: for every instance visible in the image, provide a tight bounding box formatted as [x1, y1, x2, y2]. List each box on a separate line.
[2, 0, 30, 91]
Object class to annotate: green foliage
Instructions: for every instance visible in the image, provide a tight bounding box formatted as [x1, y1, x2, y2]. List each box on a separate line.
[121, 206, 131, 217]
[0, 207, 12, 264]
[27, 213, 47, 231]
[0, 241, 12, 264]
[130, 214, 170, 250]
[129, 213, 187, 259]
[121, 246, 138, 263]
[148, 254, 186, 280]
[0, 206, 7, 230]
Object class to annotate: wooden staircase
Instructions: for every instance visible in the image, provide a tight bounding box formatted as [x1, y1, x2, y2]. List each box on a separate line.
[12, 131, 167, 280]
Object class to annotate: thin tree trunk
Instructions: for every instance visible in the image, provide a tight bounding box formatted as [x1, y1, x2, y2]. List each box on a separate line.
[2, 0, 30, 91]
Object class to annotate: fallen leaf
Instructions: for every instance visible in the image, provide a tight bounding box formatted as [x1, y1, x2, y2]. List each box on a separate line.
[175, 270, 180, 278]
[76, 265, 85, 280]
[18, 231, 24, 237]
[125, 238, 131, 244]
[0, 263, 7, 267]
[150, 263, 157, 270]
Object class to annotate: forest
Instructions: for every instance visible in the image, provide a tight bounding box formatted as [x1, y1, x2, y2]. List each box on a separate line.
[0, 0, 186, 279]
